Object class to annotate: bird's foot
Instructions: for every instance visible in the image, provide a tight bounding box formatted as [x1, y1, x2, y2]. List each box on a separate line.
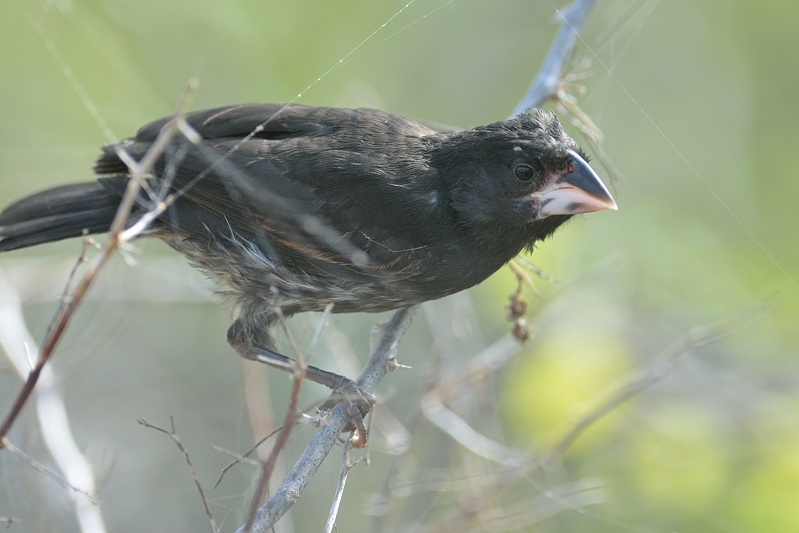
[233, 342, 375, 447]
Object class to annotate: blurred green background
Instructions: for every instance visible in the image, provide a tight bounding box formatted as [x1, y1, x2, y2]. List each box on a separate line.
[1, 0, 798, 532]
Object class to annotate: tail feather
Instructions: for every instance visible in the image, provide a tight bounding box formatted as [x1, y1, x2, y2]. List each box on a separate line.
[0, 183, 120, 252]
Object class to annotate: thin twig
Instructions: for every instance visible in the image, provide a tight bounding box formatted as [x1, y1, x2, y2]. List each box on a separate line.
[242, 305, 333, 532]
[2, 438, 95, 501]
[512, 256, 558, 284]
[43, 238, 92, 341]
[242, 341, 308, 532]
[213, 426, 283, 490]
[433, 333, 524, 404]
[211, 445, 263, 469]
[240, 361, 281, 463]
[111, 79, 198, 240]
[421, 392, 532, 468]
[138, 417, 220, 533]
[0, 267, 108, 533]
[0, 82, 196, 445]
[507, 259, 544, 300]
[323, 442, 357, 533]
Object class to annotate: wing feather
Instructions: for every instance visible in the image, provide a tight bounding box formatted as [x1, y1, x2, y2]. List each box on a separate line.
[95, 104, 446, 285]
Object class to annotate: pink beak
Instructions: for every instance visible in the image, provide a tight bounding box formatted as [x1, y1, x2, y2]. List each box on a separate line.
[536, 149, 617, 219]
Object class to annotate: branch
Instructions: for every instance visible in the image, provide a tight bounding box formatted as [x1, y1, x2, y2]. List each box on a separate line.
[0, 272, 108, 533]
[511, 0, 597, 116]
[241, 307, 327, 532]
[234, 305, 419, 533]
[138, 418, 219, 533]
[421, 391, 531, 468]
[0, 82, 197, 445]
[323, 442, 357, 533]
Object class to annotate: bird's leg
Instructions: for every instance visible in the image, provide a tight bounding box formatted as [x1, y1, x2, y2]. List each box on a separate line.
[227, 321, 375, 440]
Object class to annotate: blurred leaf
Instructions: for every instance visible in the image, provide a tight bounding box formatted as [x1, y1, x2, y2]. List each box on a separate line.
[631, 403, 728, 512]
[501, 331, 633, 454]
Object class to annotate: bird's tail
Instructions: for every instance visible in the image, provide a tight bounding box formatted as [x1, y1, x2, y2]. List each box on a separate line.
[0, 182, 120, 252]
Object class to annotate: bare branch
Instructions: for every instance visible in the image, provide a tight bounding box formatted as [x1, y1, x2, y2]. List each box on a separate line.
[0, 81, 196, 445]
[511, 0, 598, 116]
[241, 307, 332, 532]
[367, 271, 565, 528]
[138, 418, 219, 533]
[212, 427, 283, 490]
[2, 438, 95, 501]
[507, 259, 544, 300]
[433, 333, 524, 403]
[0, 273, 108, 533]
[421, 392, 532, 467]
[235, 305, 419, 533]
[323, 442, 357, 533]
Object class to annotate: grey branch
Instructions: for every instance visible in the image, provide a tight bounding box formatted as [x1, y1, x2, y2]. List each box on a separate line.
[235, 306, 419, 533]
[323, 442, 356, 533]
[511, 0, 597, 116]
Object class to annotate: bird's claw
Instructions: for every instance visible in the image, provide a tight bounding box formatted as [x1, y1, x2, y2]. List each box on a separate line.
[321, 380, 375, 448]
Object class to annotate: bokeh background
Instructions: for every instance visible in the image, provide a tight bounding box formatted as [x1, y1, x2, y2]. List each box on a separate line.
[1, 0, 797, 532]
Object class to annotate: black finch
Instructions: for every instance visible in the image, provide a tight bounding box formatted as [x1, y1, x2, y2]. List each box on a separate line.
[0, 103, 616, 356]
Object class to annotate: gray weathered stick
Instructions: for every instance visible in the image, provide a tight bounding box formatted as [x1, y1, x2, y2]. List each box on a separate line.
[511, 0, 597, 116]
[236, 306, 418, 533]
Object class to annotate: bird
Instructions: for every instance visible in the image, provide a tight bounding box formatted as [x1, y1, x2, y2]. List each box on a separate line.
[0, 103, 616, 387]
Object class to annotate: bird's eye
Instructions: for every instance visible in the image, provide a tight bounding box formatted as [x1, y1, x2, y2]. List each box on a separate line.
[514, 163, 535, 181]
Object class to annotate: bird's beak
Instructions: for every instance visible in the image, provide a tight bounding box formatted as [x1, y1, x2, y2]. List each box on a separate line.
[536, 149, 617, 219]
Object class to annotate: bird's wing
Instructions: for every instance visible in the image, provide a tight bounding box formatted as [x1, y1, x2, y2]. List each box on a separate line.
[97, 104, 444, 284]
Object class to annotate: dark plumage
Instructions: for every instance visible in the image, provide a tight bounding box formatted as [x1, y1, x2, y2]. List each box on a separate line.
[0, 103, 615, 353]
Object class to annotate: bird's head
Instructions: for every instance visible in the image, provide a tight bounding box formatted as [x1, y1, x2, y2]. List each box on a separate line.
[437, 109, 616, 246]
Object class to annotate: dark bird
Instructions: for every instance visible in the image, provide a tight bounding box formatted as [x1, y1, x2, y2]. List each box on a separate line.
[0, 103, 616, 382]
